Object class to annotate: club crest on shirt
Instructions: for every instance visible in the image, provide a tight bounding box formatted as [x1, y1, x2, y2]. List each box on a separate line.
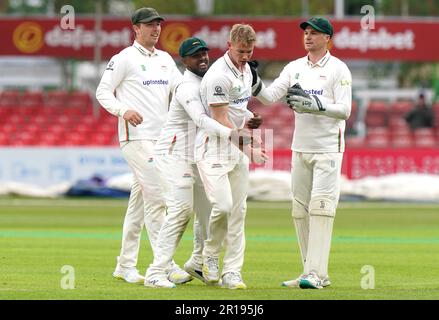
[295, 73, 300, 80]
[231, 79, 244, 95]
[161, 65, 168, 72]
[213, 86, 225, 96]
[106, 61, 114, 71]
[141, 64, 146, 71]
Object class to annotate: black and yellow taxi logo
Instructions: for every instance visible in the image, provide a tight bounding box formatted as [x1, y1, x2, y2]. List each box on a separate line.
[13, 22, 44, 54]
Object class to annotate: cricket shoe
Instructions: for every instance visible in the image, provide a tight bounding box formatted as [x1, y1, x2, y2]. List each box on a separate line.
[183, 259, 206, 283]
[281, 274, 306, 288]
[184, 259, 222, 286]
[321, 276, 331, 287]
[221, 272, 247, 290]
[167, 263, 193, 285]
[282, 274, 331, 288]
[299, 271, 323, 289]
[113, 265, 145, 284]
[202, 256, 220, 284]
[144, 275, 176, 288]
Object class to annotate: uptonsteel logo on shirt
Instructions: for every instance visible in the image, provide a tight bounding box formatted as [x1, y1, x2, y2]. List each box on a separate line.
[304, 89, 323, 95]
[142, 79, 169, 86]
[232, 96, 251, 104]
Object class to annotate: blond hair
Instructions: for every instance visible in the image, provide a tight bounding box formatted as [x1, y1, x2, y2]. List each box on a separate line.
[229, 24, 257, 46]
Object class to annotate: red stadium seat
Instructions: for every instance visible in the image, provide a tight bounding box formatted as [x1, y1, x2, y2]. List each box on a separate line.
[390, 100, 413, 117]
[0, 90, 21, 107]
[367, 127, 390, 138]
[346, 136, 365, 149]
[388, 117, 410, 131]
[367, 127, 391, 148]
[0, 132, 9, 145]
[63, 134, 89, 146]
[365, 100, 389, 128]
[45, 90, 69, 108]
[414, 135, 436, 148]
[67, 90, 92, 109]
[1, 123, 17, 134]
[14, 132, 37, 145]
[97, 124, 117, 135]
[367, 135, 390, 148]
[22, 123, 42, 135]
[37, 134, 63, 146]
[21, 91, 44, 108]
[47, 124, 66, 135]
[392, 134, 413, 148]
[413, 128, 435, 138]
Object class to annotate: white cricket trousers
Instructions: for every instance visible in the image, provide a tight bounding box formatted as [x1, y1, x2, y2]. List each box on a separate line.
[291, 152, 343, 279]
[117, 140, 166, 268]
[197, 153, 249, 276]
[146, 156, 212, 278]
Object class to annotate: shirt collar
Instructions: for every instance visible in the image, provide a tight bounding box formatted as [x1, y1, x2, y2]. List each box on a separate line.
[224, 51, 242, 78]
[133, 41, 158, 57]
[185, 69, 202, 81]
[306, 50, 331, 68]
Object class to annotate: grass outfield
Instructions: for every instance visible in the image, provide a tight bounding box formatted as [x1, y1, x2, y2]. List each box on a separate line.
[1, 198, 439, 300]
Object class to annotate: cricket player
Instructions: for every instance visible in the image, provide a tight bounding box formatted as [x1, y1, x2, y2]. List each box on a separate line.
[195, 24, 268, 290]
[144, 37, 260, 288]
[252, 17, 352, 289]
[96, 7, 190, 285]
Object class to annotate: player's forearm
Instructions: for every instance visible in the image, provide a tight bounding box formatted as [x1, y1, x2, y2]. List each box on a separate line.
[254, 80, 292, 106]
[96, 83, 129, 118]
[244, 109, 254, 121]
[214, 115, 234, 129]
[254, 83, 282, 105]
[322, 103, 351, 120]
[209, 105, 235, 129]
[181, 95, 232, 138]
[199, 114, 232, 138]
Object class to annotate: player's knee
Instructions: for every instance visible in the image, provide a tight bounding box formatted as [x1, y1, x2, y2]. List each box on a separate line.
[175, 199, 193, 217]
[213, 199, 233, 216]
[309, 196, 336, 217]
[292, 198, 308, 219]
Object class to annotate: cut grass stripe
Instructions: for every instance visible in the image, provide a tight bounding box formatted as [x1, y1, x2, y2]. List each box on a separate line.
[1, 198, 439, 209]
[1, 230, 439, 244]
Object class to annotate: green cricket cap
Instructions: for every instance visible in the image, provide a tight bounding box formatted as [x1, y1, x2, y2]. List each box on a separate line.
[131, 7, 164, 25]
[179, 37, 209, 57]
[300, 17, 334, 38]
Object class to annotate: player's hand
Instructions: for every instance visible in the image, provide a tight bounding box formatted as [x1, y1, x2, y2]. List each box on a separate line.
[286, 83, 326, 114]
[230, 128, 252, 149]
[123, 110, 143, 127]
[244, 145, 269, 164]
[248, 60, 263, 96]
[251, 133, 262, 148]
[246, 112, 263, 129]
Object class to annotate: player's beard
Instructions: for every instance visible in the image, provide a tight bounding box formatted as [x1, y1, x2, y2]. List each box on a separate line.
[190, 61, 209, 77]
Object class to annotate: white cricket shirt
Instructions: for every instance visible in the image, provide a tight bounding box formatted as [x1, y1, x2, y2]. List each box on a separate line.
[96, 41, 182, 142]
[195, 51, 253, 160]
[154, 69, 232, 162]
[257, 51, 352, 153]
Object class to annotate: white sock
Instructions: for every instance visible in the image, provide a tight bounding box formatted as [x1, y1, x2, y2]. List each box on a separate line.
[293, 217, 309, 267]
[304, 215, 334, 278]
